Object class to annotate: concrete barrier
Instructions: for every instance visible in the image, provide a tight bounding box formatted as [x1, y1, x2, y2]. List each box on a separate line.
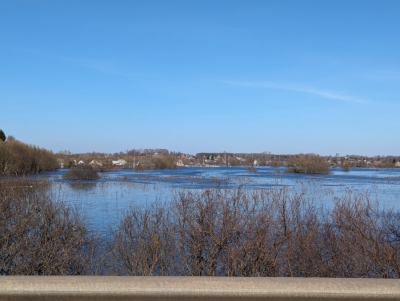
[1, 277, 400, 300]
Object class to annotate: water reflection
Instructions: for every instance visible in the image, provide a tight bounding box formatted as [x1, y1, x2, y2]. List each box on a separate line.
[68, 182, 97, 191]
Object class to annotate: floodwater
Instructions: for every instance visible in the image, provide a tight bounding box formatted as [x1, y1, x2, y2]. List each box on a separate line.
[35, 167, 400, 236]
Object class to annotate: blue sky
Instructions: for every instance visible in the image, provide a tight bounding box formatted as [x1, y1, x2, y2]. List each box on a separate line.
[1, 0, 399, 156]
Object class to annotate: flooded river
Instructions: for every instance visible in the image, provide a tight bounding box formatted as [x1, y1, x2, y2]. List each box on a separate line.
[34, 167, 400, 236]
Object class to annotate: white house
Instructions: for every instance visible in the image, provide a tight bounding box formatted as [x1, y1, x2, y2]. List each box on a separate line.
[89, 160, 102, 166]
[112, 159, 127, 166]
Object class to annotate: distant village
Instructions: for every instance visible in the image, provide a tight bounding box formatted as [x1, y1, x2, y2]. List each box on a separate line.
[56, 149, 400, 170]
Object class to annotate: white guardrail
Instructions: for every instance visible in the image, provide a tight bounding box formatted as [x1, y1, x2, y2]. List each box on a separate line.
[1, 277, 400, 300]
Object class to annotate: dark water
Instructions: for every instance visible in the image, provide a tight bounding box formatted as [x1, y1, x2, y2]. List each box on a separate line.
[35, 167, 400, 236]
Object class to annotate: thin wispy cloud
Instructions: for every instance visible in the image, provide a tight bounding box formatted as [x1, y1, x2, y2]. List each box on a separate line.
[223, 80, 370, 104]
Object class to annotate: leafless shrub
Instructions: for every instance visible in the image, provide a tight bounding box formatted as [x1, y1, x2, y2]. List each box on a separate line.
[320, 194, 400, 278]
[3, 177, 399, 277]
[342, 161, 352, 172]
[63, 165, 99, 180]
[108, 202, 175, 275]
[152, 155, 177, 169]
[286, 154, 331, 174]
[109, 187, 400, 277]
[0, 178, 97, 275]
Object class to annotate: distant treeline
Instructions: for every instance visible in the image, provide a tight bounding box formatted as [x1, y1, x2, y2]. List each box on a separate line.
[58, 148, 400, 172]
[0, 140, 58, 175]
[2, 179, 400, 277]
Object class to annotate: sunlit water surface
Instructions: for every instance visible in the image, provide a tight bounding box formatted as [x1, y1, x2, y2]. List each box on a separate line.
[32, 167, 400, 237]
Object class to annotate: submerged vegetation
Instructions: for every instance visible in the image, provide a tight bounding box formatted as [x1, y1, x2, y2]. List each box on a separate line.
[1, 177, 400, 277]
[0, 179, 96, 275]
[342, 161, 352, 172]
[63, 164, 99, 180]
[109, 188, 400, 277]
[286, 154, 331, 174]
[153, 154, 178, 170]
[1, 132, 399, 276]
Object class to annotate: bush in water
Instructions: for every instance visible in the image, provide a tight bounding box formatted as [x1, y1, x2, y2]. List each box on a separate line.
[0, 179, 97, 275]
[109, 187, 400, 277]
[286, 154, 331, 174]
[63, 164, 99, 180]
